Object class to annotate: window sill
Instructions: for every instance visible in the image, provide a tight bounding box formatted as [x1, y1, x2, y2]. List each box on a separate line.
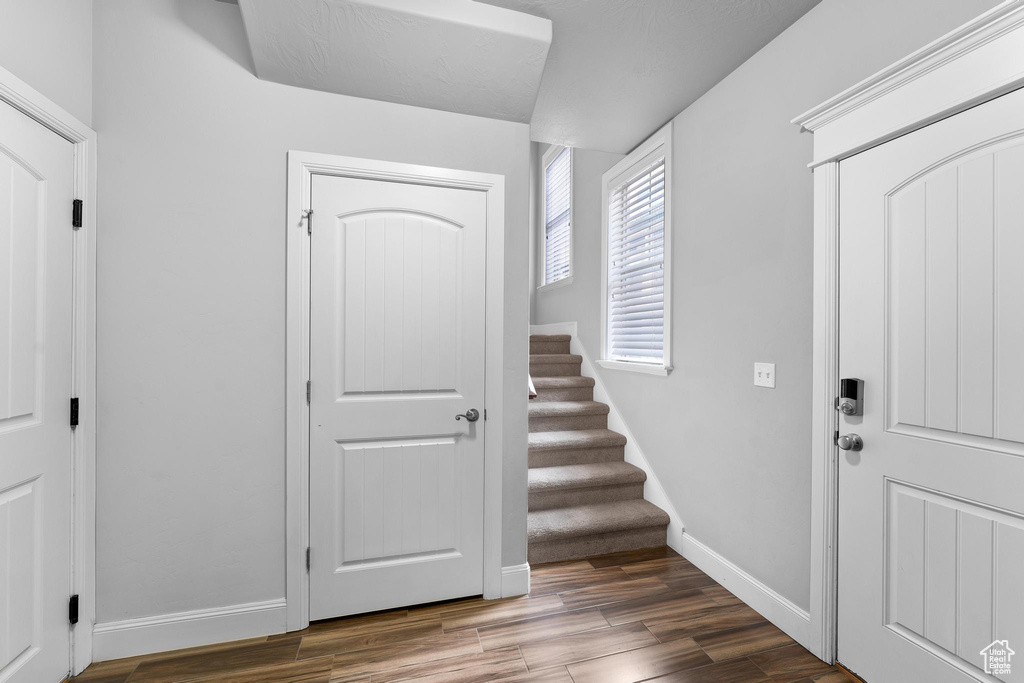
[596, 359, 672, 376]
[538, 275, 573, 292]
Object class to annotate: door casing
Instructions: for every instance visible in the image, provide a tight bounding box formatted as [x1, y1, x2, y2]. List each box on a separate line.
[793, 0, 1024, 664]
[0, 66, 98, 676]
[284, 151, 507, 632]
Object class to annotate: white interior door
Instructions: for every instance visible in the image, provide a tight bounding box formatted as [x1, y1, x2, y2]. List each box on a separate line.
[0, 101, 75, 682]
[308, 173, 487, 620]
[838, 88, 1024, 682]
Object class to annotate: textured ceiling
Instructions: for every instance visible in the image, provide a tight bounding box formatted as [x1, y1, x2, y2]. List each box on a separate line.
[476, 0, 821, 152]
[238, 0, 551, 123]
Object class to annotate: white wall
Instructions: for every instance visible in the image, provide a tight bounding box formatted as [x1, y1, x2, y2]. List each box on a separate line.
[532, 0, 1002, 611]
[93, 0, 529, 626]
[0, 0, 93, 125]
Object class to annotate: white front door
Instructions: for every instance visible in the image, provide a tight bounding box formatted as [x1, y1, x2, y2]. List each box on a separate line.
[308, 173, 487, 620]
[838, 88, 1024, 682]
[0, 101, 75, 681]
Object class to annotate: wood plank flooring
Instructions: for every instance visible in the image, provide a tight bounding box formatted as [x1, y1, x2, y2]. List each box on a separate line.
[71, 547, 855, 683]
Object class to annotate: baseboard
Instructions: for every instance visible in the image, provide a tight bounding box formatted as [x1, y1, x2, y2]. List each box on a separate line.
[530, 322, 687, 548]
[501, 562, 531, 598]
[92, 598, 287, 661]
[680, 532, 813, 650]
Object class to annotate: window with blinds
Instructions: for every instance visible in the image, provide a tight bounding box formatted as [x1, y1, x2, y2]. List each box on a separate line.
[606, 156, 665, 364]
[543, 147, 572, 285]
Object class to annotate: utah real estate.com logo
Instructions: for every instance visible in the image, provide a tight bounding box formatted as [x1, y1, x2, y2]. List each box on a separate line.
[980, 640, 1014, 677]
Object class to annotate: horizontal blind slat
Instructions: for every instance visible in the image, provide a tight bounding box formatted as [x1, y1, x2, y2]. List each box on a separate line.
[544, 147, 572, 285]
[606, 155, 666, 364]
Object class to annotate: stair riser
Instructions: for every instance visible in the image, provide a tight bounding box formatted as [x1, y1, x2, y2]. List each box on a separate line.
[528, 526, 668, 564]
[528, 446, 625, 468]
[530, 414, 607, 432]
[532, 386, 594, 402]
[530, 341, 570, 355]
[529, 362, 582, 377]
[529, 483, 646, 511]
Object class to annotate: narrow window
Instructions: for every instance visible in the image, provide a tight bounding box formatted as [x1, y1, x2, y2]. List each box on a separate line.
[543, 146, 572, 286]
[599, 123, 672, 375]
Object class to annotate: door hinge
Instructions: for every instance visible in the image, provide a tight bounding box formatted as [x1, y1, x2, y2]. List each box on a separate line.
[303, 209, 313, 235]
[306, 547, 311, 572]
[306, 380, 311, 404]
[69, 594, 79, 625]
[70, 397, 79, 428]
[72, 199, 83, 229]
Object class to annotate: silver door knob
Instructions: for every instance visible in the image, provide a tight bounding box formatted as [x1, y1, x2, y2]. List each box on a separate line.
[456, 408, 480, 422]
[837, 433, 863, 451]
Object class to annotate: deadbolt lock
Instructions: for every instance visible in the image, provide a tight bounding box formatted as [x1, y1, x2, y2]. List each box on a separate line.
[838, 378, 864, 416]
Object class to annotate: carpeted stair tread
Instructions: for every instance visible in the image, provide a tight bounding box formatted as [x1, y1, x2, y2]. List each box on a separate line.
[528, 500, 670, 543]
[528, 400, 609, 418]
[529, 462, 646, 493]
[533, 376, 595, 389]
[530, 334, 571, 342]
[530, 353, 582, 364]
[529, 429, 627, 452]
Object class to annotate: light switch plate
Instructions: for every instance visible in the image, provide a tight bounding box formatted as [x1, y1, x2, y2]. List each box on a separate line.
[754, 362, 775, 388]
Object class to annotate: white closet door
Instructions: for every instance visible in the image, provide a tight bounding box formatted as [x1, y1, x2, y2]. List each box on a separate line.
[308, 174, 487, 620]
[0, 100, 75, 682]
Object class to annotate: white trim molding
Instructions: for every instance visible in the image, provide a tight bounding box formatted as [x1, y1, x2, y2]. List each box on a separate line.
[794, 0, 1024, 665]
[807, 162, 840, 664]
[536, 274, 573, 293]
[500, 563, 531, 598]
[0, 65, 98, 676]
[599, 122, 673, 376]
[286, 152, 507, 633]
[793, 0, 1024, 166]
[595, 359, 670, 377]
[92, 600, 287, 662]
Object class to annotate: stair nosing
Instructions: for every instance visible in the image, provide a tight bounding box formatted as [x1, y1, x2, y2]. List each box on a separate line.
[528, 400, 609, 418]
[528, 429, 627, 451]
[527, 500, 670, 541]
[528, 462, 646, 492]
[532, 376, 595, 388]
[529, 354, 582, 364]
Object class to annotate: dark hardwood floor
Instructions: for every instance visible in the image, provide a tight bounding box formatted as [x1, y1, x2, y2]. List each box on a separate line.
[72, 547, 854, 683]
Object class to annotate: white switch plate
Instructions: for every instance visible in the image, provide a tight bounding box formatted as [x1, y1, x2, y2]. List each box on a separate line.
[754, 362, 776, 388]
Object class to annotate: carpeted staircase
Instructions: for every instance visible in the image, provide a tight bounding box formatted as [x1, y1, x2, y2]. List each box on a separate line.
[528, 334, 670, 564]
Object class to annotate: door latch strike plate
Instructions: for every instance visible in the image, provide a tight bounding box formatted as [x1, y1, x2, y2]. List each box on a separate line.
[69, 594, 79, 625]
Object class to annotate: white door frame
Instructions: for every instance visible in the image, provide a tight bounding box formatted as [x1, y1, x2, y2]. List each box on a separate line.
[792, 0, 1024, 663]
[284, 151, 506, 631]
[0, 66, 98, 676]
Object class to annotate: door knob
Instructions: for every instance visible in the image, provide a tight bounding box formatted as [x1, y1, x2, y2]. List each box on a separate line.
[456, 408, 480, 422]
[837, 433, 863, 451]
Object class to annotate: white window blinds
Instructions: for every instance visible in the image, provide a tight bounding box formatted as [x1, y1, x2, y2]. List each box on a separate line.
[544, 147, 572, 285]
[606, 156, 666, 364]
